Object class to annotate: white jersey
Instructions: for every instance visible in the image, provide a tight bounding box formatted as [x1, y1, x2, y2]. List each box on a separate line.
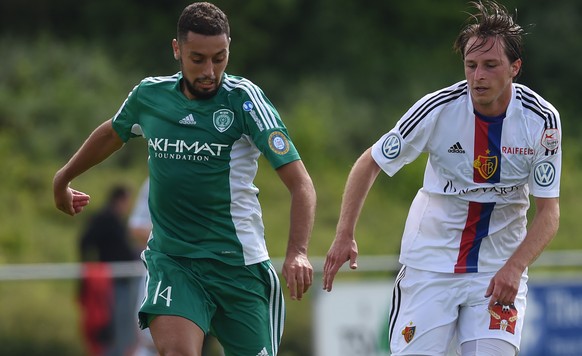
[371, 81, 561, 273]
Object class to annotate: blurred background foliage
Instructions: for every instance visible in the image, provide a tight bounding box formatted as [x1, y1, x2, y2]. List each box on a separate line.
[0, 0, 580, 354]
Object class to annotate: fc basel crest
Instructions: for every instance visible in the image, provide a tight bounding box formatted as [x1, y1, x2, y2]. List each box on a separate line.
[213, 109, 234, 133]
[402, 323, 416, 343]
[473, 155, 498, 180]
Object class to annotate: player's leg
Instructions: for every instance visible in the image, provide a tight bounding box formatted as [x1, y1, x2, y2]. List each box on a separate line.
[460, 338, 516, 356]
[389, 266, 461, 355]
[210, 260, 284, 356]
[134, 274, 158, 356]
[138, 250, 216, 355]
[149, 315, 206, 356]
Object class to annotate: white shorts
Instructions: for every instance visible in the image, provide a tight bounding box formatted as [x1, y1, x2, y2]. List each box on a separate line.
[388, 266, 527, 355]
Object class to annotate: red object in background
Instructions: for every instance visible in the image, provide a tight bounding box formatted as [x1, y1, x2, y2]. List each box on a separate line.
[78, 263, 114, 355]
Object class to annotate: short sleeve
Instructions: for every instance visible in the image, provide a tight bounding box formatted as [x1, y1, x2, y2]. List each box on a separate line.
[528, 125, 562, 198]
[229, 79, 301, 169]
[111, 83, 143, 142]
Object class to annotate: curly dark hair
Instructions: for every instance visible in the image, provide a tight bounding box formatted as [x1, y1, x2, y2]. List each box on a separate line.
[177, 2, 230, 42]
[454, 0, 526, 64]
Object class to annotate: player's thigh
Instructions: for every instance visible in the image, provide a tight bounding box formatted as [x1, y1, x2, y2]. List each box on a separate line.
[149, 315, 206, 356]
[460, 338, 517, 356]
[389, 266, 462, 355]
[210, 260, 284, 356]
[138, 250, 215, 333]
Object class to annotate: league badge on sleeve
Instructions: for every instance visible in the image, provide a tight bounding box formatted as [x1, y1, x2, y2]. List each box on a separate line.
[541, 128, 560, 151]
[268, 131, 290, 155]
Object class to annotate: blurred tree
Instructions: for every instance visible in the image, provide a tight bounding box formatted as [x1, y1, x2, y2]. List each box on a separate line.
[0, 36, 146, 163]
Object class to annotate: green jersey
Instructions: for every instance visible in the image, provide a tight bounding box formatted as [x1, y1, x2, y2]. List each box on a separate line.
[112, 72, 300, 266]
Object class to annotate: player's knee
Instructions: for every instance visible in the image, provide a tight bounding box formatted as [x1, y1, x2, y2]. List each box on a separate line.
[153, 343, 202, 356]
[460, 338, 516, 356]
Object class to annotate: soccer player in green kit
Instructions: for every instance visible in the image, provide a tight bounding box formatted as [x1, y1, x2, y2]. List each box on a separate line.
[53, 2, 316, 355]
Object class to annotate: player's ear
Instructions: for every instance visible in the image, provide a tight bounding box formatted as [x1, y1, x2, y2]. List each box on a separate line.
[511, 58, 522, 78]
[172, 39, 180, 60]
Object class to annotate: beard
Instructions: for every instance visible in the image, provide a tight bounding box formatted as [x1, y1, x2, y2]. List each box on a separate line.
[182, 76, 220, 100]
[178, 59, 220, 99]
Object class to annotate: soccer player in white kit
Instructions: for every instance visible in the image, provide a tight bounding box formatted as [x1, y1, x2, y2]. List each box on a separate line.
[322, 1, 561, 355]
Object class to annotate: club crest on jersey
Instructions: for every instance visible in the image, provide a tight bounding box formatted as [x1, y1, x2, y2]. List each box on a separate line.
[473, 154, 498, 180]
[488, 303, 518, 334]
[382, 133, 401, 159]
[401, 322, 416, 343]
[213, 109, 234, 133]
[541, 128, 560, 151]
[268, 131, 290, 155]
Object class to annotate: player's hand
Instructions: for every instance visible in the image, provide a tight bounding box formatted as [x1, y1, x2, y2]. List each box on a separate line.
[322, 238, 358, 292]
[282, 253, 313, 301]
[485, 264, 521, 309]
[54, 186, 90, 216]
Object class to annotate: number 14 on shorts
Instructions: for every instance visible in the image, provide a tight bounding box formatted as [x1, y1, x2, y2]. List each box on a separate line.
[153, 282, 173, 307]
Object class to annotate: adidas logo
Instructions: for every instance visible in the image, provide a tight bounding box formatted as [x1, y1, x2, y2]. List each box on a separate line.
[179, 114, 196, 125]
[448, 142, 465, 154]
[256, 347, 269, 356]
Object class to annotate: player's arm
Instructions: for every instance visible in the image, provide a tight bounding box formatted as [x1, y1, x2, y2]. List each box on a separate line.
[485, 197, 559, 307]
[53, 119, 124, 216]
[323, 147, 381, 292]
[276, 159, 316, 301]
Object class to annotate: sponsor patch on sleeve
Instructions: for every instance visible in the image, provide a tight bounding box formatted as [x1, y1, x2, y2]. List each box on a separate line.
[534, 162, 555, 187]
[381, 133, 401, 159]
[268, 131, 290, 155]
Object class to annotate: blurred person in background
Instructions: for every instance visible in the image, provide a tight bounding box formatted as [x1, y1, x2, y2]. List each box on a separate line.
[78, 184, 141, 356]
[53, 2, 316, 355]
[127, 178, 156, 356]
[323, 1, 561, 355]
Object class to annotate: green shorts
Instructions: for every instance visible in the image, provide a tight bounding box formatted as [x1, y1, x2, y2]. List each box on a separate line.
[138, 249, 285, 356]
